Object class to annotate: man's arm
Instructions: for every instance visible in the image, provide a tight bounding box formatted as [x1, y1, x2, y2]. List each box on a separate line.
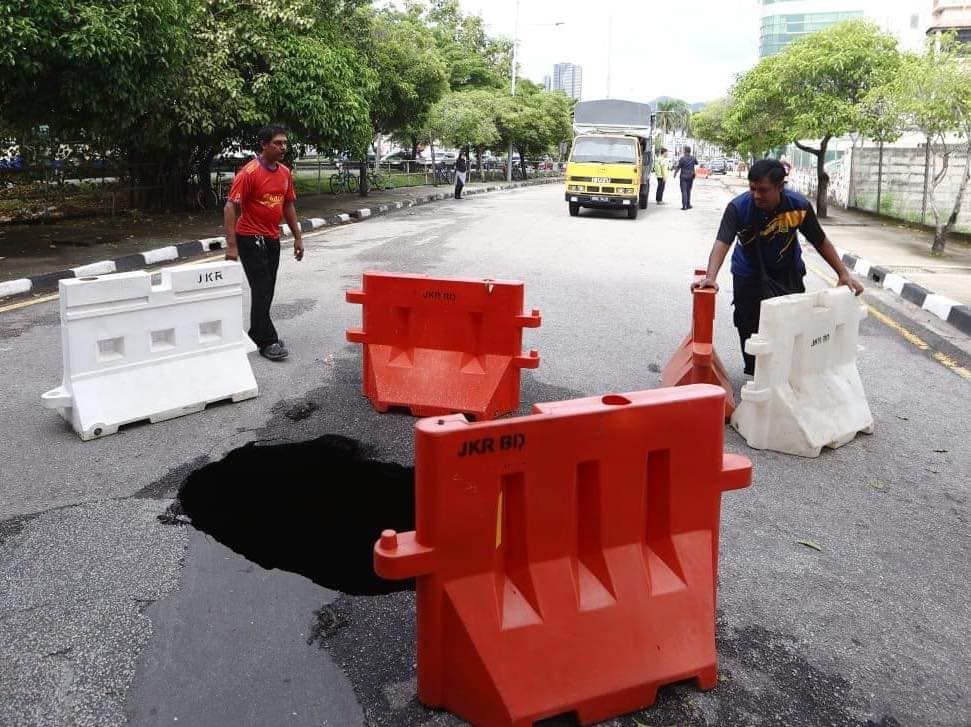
[817, 237, 863, 295]
[692, 241, 732, 292]
[283, 200, 304, 261]
[223, 201, 240, 261]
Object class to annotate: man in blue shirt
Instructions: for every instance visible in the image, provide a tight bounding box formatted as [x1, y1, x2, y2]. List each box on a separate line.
[693, 158, 863, 375]
[672, 146, 699, 210]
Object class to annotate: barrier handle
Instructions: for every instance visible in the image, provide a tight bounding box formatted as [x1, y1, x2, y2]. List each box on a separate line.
[346, 289, 366, 304]
[41, 386, 72, 410]
[374, 530, 436, 580]
[513, 350, 541, 369]
[719, 453, 752, 492]
[515, 309, 542, 328]
[690, 341, 713, 367]
[346, 328, 367, 344]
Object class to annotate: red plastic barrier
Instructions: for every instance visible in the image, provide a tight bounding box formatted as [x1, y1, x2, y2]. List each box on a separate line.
[697, 167, 711, 179]
[661, 269, 735, 419]
[375, 384, 752, 727]
[346, 272, 541, 420]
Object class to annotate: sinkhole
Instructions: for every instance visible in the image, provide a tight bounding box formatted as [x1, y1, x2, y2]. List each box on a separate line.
[177, 434, 415, 596]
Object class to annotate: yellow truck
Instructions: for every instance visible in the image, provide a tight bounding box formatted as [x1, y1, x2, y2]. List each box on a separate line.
[565, 99, 654, 219]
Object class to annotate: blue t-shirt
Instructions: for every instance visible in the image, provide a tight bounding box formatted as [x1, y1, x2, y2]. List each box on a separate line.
[717, 188, 826, 278]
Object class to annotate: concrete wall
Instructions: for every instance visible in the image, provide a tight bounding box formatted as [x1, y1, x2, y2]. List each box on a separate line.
[851, 145, 971, 233]
[789, 144, 971, 233]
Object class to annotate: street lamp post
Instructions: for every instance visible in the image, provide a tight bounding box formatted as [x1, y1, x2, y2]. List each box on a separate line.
[507, 0, 520, 183]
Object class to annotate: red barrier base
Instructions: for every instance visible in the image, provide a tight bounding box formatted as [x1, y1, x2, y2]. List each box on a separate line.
[361, 346, 539, 419]
[661, 338, 735, 420]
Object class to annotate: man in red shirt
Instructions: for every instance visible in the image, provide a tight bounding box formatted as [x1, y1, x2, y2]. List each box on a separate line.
[224, 124, 305, 361]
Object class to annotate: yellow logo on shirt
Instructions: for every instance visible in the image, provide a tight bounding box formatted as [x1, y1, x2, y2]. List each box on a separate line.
[257, 193, 284, 208]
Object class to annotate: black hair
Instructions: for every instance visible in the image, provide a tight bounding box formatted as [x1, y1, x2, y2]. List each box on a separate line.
[683, 146, 691, 154]
[748, 158, 787, 185]
[661, 147, 668, 154]
[256, 124, 288, 149]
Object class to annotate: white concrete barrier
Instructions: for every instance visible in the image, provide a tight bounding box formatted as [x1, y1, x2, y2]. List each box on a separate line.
[731, 287, 873, 457]
[42, 261, 258, 440]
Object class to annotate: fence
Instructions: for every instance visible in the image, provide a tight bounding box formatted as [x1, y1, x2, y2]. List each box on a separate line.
[787, 142, 971, 234]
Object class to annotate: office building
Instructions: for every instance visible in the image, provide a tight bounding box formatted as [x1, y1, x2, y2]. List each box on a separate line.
[758, 0, 929, 57]
[551, 63, 582, 100]
[927, 0, 971, 43]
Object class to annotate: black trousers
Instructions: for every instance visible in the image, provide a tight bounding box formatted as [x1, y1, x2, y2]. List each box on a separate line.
[237, 234, 281, 349]
[454, 172, 465, 198]
[656, 178, 665, 202]
[732, 272, 806, 375]
[680, 176, 694, 208]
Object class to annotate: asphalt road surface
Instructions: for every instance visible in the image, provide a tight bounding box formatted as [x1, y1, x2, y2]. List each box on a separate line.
[1, 180, 969, 727]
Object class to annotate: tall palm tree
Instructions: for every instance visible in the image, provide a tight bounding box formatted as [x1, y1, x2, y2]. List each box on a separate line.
[655, 98, 692, 139]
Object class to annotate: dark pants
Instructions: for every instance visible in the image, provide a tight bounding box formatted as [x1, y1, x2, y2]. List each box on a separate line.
[454, 173, 465, 198]
[680, 176, 694, 208]
[237, 234, 281, 349]
[732, 272, 806, 375]
[656, 178, 666, 202]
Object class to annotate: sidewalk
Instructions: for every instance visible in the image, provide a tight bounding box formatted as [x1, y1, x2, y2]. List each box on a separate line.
[0, 178, 558, 288]
[715, 174, 971, 307]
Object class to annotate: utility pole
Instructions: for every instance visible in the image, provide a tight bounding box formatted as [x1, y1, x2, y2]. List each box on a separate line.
[606, 16, 612, 99]
[507, 0, 520, 183]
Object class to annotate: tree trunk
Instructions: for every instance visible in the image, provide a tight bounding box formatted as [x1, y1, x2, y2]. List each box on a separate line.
[794, 135, 831, 217]
[358, 157, 368, 197]
[476, 147, 484, 181]
[935, 139, 971, 255]
[517, 146, 527, 180]
[430, 142, 437, 186]
[411, 135, 419, 161]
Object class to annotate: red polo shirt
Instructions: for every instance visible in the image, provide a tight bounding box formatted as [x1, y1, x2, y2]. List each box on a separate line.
[228, 158, 296, 238]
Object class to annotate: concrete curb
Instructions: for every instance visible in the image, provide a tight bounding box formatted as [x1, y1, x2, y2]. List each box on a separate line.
[833, 246, 971, 337]
[0, 177, 563, 300]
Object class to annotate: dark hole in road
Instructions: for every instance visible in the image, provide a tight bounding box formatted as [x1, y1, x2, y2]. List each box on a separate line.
[178, 433, 415, 596]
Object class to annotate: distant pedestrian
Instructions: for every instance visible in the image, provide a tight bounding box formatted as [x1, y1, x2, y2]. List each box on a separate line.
[672, 146, 699, 210]
[454, 150, 468, 199]
[224, 124, 304, 362]
[693, 158, 863, 375]
[654, 147, 669, 204]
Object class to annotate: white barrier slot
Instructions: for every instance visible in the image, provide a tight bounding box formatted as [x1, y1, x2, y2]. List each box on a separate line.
[42, 261, 258, 440]
[730, 287, 873, 457]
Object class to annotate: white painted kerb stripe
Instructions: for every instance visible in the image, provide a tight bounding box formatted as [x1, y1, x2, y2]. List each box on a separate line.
[72, 260, 117, 277]
[882, 273, 907, 295]
[142, 246, 179, 265]
[922, 294, 960, 321]
[0, 278, 32, 297]
[852, 259, 872, 277]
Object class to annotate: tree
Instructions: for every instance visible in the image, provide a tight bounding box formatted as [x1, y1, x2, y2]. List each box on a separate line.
[655, 98, 693, 142]
[427, 89, 501, 179]
[731, 20, 900, 217]
[355, 8, 448, 194]
[692, 98, 741, 156]
[876, 38, 971, 253]
[495, 82, 572, 178]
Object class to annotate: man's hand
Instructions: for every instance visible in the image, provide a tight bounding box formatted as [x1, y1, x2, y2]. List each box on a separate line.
[293, 237, 304, 261]
[838, 273, 864, 296]
[691, 276, 719, 292]
[225, 246, 238, 262]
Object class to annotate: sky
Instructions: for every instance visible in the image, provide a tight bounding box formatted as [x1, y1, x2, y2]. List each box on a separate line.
[459, 0, 762, 104]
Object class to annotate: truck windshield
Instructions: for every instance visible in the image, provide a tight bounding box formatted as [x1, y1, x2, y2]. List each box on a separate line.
[570, 137, 637, 164]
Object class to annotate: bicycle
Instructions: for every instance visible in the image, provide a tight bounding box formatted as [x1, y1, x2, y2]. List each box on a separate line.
[433, 164, 453, 185]
[194, 171, 232, 210]
[329, 166, 358, 194]
[367, 168, 390, 191]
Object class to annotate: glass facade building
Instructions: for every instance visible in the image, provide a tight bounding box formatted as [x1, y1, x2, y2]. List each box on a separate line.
[759, 4, 864, 57]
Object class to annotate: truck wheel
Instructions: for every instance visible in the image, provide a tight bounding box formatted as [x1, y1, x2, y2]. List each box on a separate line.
[569, 202, 580, 217]
[627, 205, 638, 220]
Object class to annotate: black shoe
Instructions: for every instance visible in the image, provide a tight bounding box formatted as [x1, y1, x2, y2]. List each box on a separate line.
[260, 341, 289, 361]
[687, 205, 693, 209]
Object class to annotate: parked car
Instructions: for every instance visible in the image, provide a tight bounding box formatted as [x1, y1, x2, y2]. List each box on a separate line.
[709, 158, 728, 174]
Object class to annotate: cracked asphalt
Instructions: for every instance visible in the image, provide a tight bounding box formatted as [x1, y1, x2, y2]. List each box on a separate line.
[0, 180, 968, 726]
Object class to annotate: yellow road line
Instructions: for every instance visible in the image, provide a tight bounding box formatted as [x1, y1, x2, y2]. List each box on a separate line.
[0, 292, 60, 313]
[805, 260, 970, 380]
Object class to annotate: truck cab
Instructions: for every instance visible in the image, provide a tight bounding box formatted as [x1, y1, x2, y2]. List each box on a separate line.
[565, 100, 654, 220]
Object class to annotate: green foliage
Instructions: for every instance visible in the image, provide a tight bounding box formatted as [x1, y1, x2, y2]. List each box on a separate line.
[728, 20, 900, 155]
[496, 82, 573, 158]
[427, 90, 501, 151]
[655, 98, 693, 137]
[359, 9, 448, 138]
[691, 98, 741, 154]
